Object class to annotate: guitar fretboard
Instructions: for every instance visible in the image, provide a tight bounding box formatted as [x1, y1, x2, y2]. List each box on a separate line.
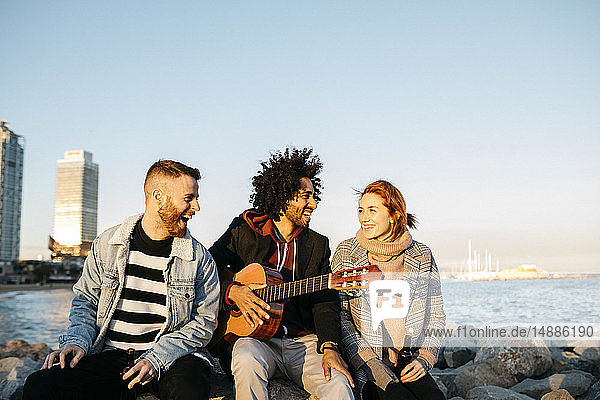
[254, 274, 330, 303]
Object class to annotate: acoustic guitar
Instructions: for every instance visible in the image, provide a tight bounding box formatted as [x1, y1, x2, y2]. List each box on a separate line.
[214, 263, 382, 344]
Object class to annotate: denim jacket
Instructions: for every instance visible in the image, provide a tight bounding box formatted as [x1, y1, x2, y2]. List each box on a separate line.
[58, 214, 220, 379]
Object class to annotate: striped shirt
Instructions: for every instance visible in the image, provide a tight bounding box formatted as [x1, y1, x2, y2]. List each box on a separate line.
[104, 221, 172, 351]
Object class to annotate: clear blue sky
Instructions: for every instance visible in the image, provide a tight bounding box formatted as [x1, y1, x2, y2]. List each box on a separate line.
[2, 1, 599, 272]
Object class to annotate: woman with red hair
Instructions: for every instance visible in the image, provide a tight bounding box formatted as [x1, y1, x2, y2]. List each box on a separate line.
[333, 180, 446, 400]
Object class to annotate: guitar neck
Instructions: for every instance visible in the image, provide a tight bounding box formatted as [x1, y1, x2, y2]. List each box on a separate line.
[254, 274, 331, 303]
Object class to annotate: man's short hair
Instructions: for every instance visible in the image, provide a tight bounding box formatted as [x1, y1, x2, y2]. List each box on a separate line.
[144, 160, 201, 196]
[250, 147, 322, 221]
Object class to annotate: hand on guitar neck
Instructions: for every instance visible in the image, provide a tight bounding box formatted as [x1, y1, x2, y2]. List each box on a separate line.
[227, 283, 271, 328]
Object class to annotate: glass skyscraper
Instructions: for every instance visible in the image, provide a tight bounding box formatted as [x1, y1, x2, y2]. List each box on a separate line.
[50, 150, 98, 259]
[0, 121, 25, 262]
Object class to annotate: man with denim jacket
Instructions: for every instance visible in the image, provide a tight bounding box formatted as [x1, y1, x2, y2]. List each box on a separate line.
[23, 160, 220, 400]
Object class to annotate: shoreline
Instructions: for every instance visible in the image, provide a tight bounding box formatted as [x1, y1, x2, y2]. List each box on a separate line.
[443, 274, 600, 282]
[0, 283, 73, 293]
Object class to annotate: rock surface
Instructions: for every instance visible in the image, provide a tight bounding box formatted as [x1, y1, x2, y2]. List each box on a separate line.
[539, 389, 574, 400]
[510, 370, 596, 399]
[574, 345, 600, 370]
[548, 347, 599, 378]
[466, 385, 535, 400]
[582, 380, 600, 400]
[473, 340, 553, 379]
[0, 357, 42, 400]
[445, 347, 476, 368]
[0, 340, 52, 363]
[431, 361, 473, 397]
[454, 339, 553, 398]
[455, 358, 521, 397]
[432, 375, 448, 398]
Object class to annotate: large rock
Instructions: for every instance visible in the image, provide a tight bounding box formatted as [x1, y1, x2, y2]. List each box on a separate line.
[433, 375, 448, 398]
[455, 358, 521, 397]
[445, 347, 476, 368]
[582, 380, 600, 400]
[431, 361, 473, 397]
[548, 348, 598, 378]
[454, 340, 553, 398]
[510, 370, 596, 399]
[573, 344, 600, 369]
[466, 385, 535, 400]
[473, 339, 553, 379]
[0, 356, 42, 400]
[539, 389, 574, 400]
[0, 340, 53, 362]
[435, 347, 449, 369]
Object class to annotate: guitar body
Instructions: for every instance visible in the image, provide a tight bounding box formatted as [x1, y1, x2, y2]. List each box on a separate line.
[208, 262, 381, 347]
[222, 263, 285, 344]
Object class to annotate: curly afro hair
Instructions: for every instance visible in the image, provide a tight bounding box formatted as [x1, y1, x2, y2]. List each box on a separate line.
[250, 147, 323, 221]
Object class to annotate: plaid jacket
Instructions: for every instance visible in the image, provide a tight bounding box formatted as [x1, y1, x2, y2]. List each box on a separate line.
[332, 237, 445, 397]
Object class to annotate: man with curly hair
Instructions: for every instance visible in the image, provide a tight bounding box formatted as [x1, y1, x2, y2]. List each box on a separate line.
[209, 148, 354, 400]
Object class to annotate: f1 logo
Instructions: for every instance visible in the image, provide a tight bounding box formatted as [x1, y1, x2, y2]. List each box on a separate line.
[369, 280, 411, 331]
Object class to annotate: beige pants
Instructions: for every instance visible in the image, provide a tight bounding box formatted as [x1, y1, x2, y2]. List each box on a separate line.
[231, 334, 354, 400]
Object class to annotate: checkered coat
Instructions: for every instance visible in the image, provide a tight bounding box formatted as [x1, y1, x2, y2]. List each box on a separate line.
[332, 237, 445, 398]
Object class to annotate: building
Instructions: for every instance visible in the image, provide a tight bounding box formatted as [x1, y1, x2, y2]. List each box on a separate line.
[0, 120, 25, 263]
[49, 150, 99, 261]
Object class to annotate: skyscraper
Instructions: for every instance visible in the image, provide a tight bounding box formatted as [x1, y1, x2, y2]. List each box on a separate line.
[0, 121, 25, 263]
[49, 150, 99, 260]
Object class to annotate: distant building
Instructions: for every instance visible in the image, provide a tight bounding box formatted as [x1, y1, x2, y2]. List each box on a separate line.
[0, 120, 25, 263]
[49, 150, 99, 261]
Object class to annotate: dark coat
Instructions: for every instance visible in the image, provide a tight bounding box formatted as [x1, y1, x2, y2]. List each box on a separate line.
[209, 215, 341, 351]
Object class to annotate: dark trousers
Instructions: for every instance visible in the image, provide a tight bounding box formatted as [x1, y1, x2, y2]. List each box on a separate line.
[23, 350, 211, 400]
[362, 359, 445, 400]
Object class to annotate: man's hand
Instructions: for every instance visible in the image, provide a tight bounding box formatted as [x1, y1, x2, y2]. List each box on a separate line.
[42, 344, 85, 370]
[122, 358, 157, 389]
[227, 283, 270, 328]
[322, 349, 354, 388]
[400, 359, 426, 383]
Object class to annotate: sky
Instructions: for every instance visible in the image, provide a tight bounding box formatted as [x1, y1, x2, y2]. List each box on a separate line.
[1, 1, 599, 273]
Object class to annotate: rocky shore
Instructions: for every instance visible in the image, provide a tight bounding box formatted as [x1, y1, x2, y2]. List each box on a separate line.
[1, 339, 599, 400]
[0, 339, 315, 400]
[431, 338, 600, 400]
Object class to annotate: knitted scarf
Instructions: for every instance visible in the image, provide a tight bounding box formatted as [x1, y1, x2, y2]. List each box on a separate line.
[356, 228, 413, 366]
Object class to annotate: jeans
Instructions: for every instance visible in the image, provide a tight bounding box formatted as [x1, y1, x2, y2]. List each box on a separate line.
[23, 350, 211, 400]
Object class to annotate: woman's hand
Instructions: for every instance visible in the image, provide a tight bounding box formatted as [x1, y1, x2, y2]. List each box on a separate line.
[400, 359, 425, 383]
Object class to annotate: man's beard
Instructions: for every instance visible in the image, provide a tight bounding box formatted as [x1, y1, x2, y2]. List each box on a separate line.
[158, 197, 187, 238]
[285, 204, 309, 228]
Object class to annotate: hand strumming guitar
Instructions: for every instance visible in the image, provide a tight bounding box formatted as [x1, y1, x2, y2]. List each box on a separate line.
[227, 283, 271, 328]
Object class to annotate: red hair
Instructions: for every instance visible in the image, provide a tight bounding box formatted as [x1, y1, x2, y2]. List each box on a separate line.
[360, 180, 417, 240]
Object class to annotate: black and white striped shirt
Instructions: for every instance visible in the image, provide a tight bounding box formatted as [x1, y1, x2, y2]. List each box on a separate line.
[104, 221, 173, 351]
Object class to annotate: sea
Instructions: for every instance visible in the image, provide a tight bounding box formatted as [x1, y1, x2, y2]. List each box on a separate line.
[0, 278, 598, 348]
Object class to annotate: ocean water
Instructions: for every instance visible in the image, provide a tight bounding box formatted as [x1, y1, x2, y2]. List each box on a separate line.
[0, 289, 74, 348]
[0, 278, 598, 348]
[442, 278, 600, 327]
